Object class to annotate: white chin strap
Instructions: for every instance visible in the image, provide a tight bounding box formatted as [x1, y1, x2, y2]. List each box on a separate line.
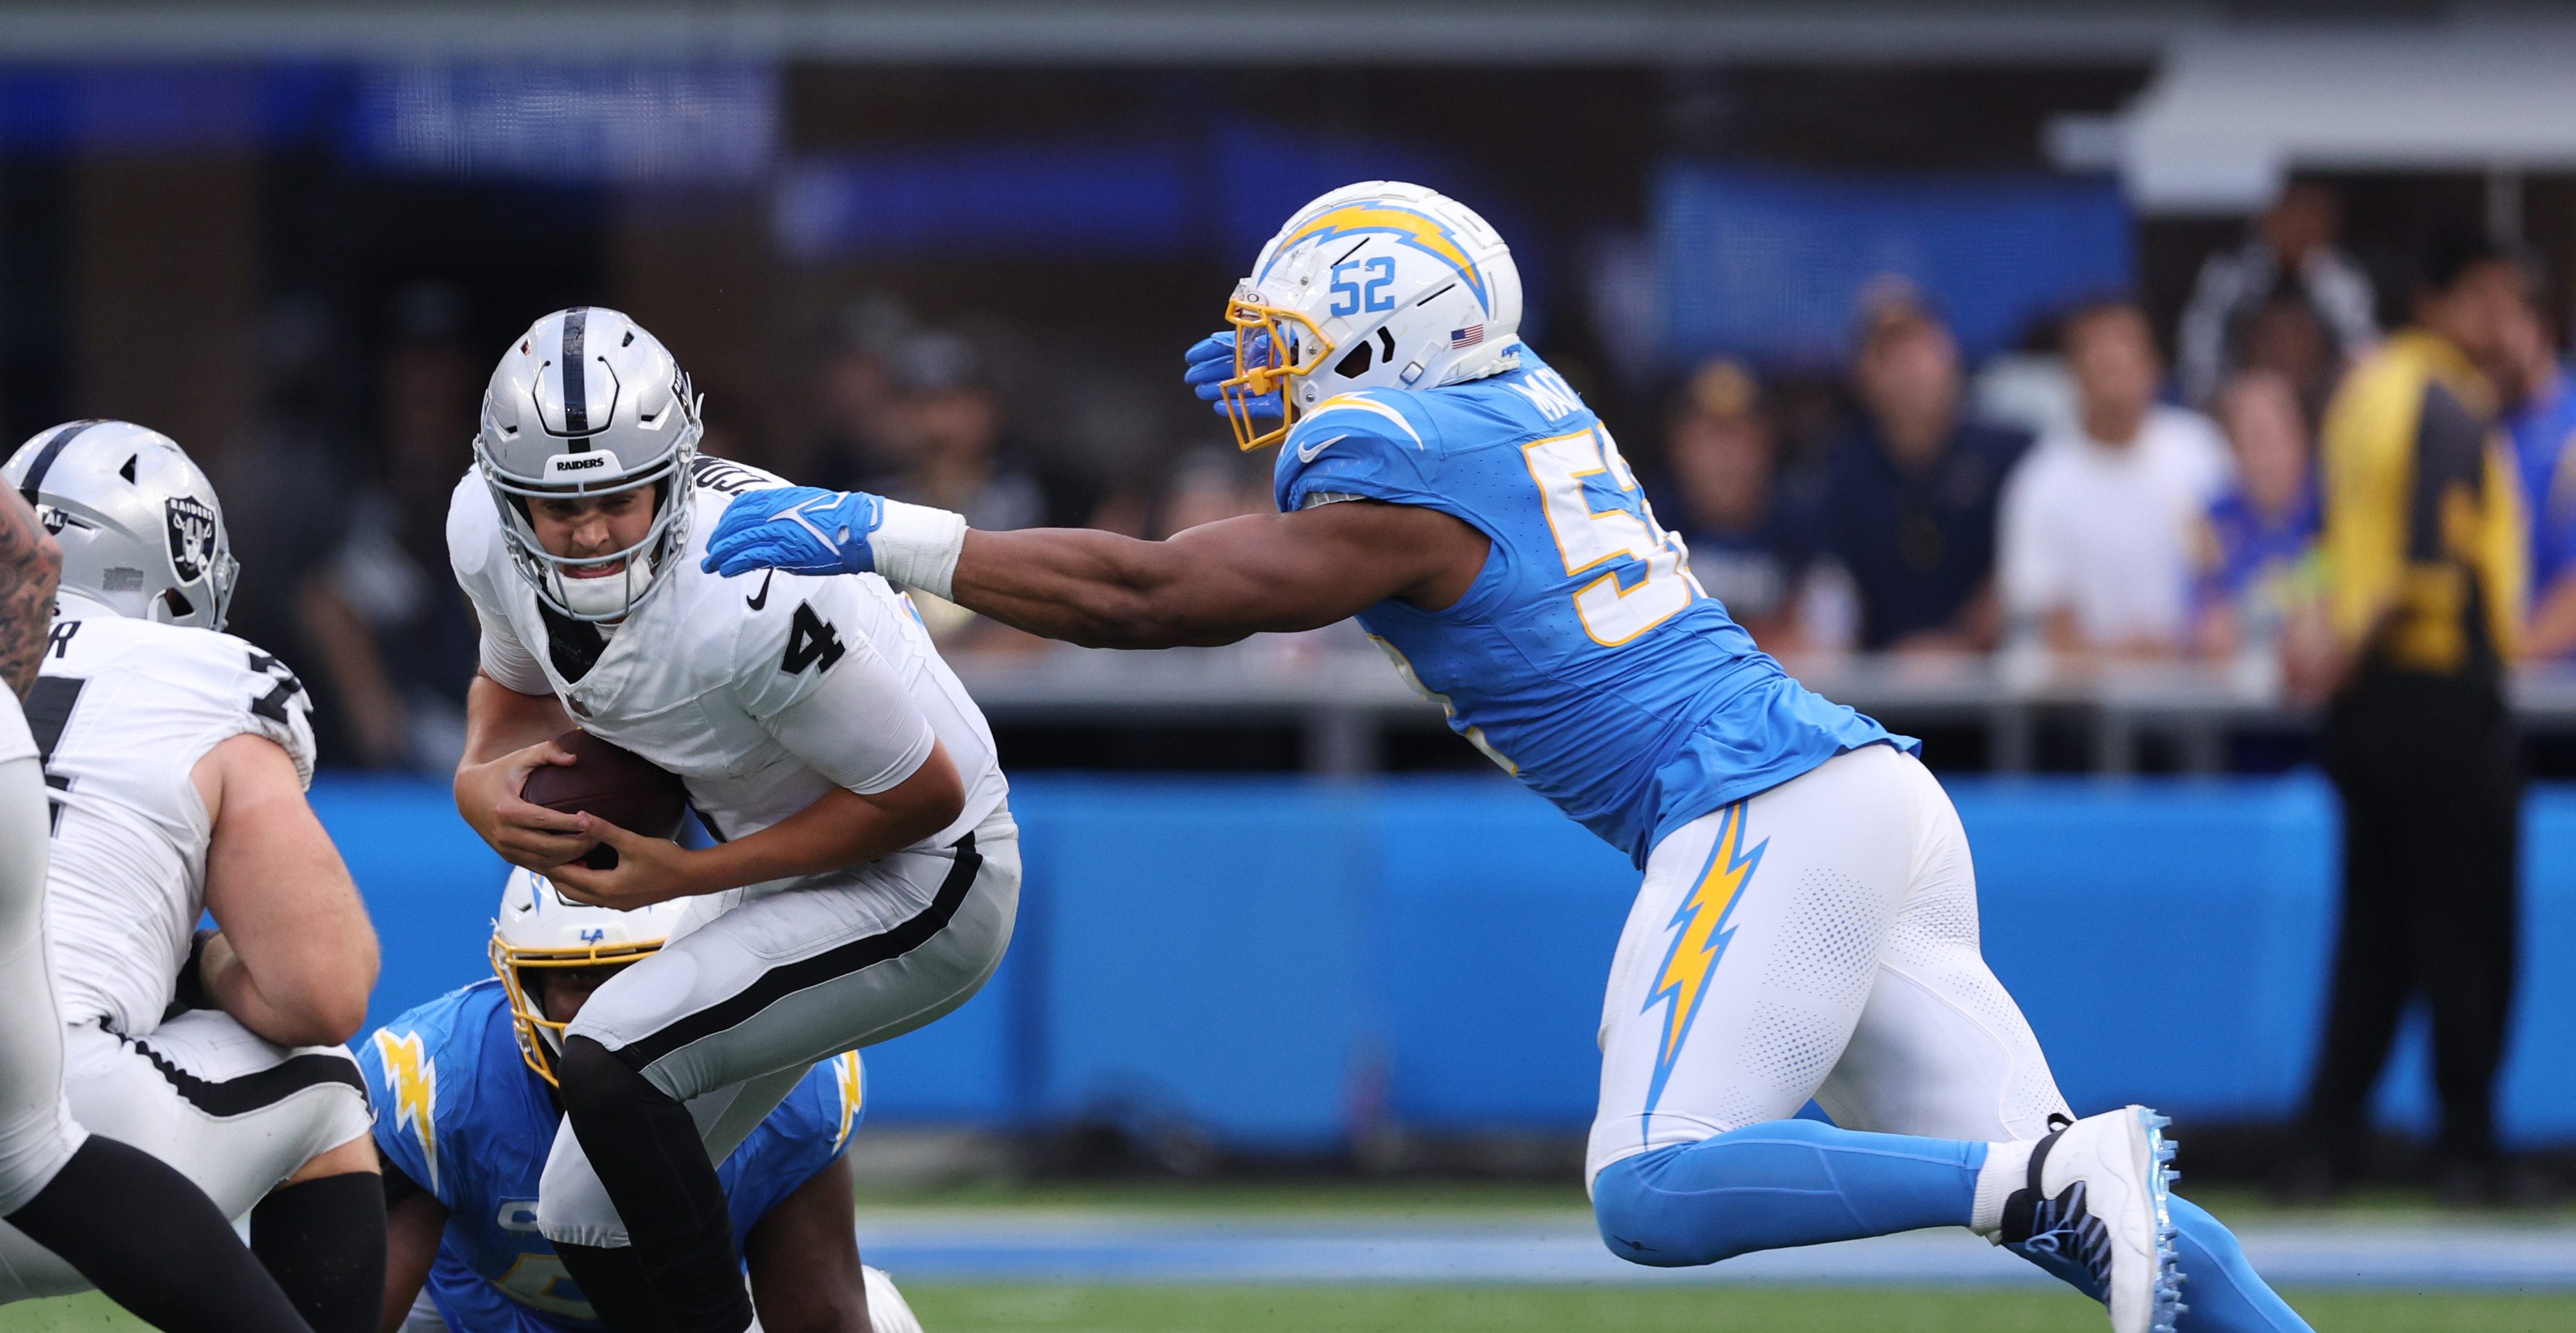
[558, 549, 656, 620]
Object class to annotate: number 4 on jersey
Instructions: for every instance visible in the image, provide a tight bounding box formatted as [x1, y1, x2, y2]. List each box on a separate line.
[781, 603, 847, 675]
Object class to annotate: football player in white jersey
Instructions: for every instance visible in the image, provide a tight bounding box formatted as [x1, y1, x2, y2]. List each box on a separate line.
[0, 421, 385, 1333]
[446, 308, 1017, 1333]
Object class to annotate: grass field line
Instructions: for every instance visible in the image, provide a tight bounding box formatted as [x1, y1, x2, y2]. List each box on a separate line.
[852, 1210, 2576, 1288]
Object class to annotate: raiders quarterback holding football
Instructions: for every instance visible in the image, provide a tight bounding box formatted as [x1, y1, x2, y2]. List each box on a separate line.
[446, 307, 1014, 1332]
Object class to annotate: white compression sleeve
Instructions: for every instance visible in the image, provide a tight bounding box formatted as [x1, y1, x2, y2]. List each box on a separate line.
[870, 501, 967, 601]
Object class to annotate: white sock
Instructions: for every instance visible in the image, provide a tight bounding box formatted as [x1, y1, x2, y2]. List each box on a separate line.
[1971, 1139, 2035, 1238]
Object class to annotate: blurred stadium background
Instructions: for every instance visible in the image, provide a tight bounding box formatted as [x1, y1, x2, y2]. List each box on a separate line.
[14, 1, 2576, 1330]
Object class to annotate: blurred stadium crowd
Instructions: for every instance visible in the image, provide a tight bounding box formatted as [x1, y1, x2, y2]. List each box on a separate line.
[242, 179, 2559, 785]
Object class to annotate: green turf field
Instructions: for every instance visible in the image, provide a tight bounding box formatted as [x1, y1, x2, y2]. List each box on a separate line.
[6, 1179, 2567, 1330]
[5, 1284, 2575, 1332]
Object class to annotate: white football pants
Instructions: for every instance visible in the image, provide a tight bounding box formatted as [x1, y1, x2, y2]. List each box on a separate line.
[538, 806, 1020, 1246]
[0, 709, 84, 1216]
[0, 1009, 373, 1301]
[1587, 742, 2071, 1184]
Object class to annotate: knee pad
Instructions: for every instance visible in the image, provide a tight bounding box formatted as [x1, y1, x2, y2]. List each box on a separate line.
[1593, 1146, 1760, 1267]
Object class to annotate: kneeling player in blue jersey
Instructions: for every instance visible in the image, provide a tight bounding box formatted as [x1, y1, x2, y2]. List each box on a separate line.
[357, 869, 921, 1333]
[696, 183, 2310, 1333]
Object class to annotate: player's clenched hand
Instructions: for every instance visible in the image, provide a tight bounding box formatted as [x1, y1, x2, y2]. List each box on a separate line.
[545, 813, 702, 910]
[700, 485, 883, 579]
[453, 738, 598, 871]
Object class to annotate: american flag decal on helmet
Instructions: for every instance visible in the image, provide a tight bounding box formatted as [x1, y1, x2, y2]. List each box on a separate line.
[1450, 324, 1484, 349]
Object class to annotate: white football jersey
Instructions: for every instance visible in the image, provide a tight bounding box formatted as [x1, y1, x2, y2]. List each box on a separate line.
[31, 591, 317, 1036]
[447, 456, 1008, 890]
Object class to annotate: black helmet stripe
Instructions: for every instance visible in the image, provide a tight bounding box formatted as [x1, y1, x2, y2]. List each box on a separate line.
[18, 419, 101, 507]
[561, 307, 590, 443]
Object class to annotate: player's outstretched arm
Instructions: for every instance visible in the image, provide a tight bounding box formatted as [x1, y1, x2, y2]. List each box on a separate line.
[703, 487, 1486, 650]
[744, 1155, 873, 1333]
[195, 733, 379, 1046]
[0, 487, 61, 699]
[955, 503, 1485, 648]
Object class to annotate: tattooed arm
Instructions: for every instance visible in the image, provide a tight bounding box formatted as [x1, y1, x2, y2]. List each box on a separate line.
[0, 488, 61, 700]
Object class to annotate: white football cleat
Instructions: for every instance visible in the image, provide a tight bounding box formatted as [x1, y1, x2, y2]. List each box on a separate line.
[1998, 1106, 2184, 1333]
[863, 1264, 927, 1333]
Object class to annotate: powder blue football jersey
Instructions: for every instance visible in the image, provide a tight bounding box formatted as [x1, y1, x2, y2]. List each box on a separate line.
[357, 981, 865, 1332]
[1273, 348, 1911, 866]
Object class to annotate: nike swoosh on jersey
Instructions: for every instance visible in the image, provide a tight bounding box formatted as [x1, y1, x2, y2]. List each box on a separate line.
[1295, 434, 1349, 463]
[745, 570, 774, 611]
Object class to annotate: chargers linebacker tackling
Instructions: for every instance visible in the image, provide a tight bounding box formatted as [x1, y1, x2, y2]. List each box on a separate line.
[0, 421, 385, 1332]
[362, 868, 921, 1333]
[702, 183, 2312, 1333]
[448, 308, 1014, 1333]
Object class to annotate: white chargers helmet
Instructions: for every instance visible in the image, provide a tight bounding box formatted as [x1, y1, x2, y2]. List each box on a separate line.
[1217, 181, 1523, 450]
[488, 866, 684, 1086]
[3, 419, 238, 631]
[475, 307, 702, 622]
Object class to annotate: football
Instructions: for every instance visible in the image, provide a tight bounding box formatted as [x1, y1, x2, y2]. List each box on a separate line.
[518, 729, 689, 871]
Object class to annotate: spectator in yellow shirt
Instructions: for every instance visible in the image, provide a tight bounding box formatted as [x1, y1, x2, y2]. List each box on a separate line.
[2287, 235, 2529, 1203]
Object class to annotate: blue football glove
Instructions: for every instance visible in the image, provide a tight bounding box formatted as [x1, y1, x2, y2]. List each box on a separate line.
[700, 485, 885, 578]
[1182, 330, 1282, 419]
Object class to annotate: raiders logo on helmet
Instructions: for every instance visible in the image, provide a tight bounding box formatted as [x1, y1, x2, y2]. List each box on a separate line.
[165, 494, 217, 582]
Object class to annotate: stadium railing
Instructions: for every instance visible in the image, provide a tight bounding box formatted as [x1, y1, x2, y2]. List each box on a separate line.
[951, 644, 2576, 775]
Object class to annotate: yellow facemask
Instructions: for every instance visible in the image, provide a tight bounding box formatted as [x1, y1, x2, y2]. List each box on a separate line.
[1218, 297, 1334, 452]
[488, 932, 664, 1087]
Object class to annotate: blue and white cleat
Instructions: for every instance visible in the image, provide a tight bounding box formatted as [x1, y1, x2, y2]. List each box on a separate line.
[1999, 1105, 2186, 1333]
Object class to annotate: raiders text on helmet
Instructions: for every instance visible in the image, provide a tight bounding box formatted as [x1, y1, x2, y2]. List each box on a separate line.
[488, 865, 684, 1087]
[3, 420, 239, 631]
[475, 307, 703, 622]
[1218, 181, 1524, 450]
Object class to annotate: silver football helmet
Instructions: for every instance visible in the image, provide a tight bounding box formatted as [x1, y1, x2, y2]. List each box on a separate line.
[2, 419, 238, 631]
[475, 307, 702, 622]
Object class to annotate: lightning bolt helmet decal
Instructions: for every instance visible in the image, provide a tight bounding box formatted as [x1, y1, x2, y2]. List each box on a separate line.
[1259, 200, 1494, 315]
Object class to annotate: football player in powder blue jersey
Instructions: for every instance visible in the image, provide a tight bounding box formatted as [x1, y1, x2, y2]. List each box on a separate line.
[355, 869, 920, 1333]
[700, 182, 2307, 1333]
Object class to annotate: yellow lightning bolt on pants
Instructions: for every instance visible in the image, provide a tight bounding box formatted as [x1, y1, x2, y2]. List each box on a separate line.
[1586, 745, 2071, 1188]
[1642, 803, 1762, 1114]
